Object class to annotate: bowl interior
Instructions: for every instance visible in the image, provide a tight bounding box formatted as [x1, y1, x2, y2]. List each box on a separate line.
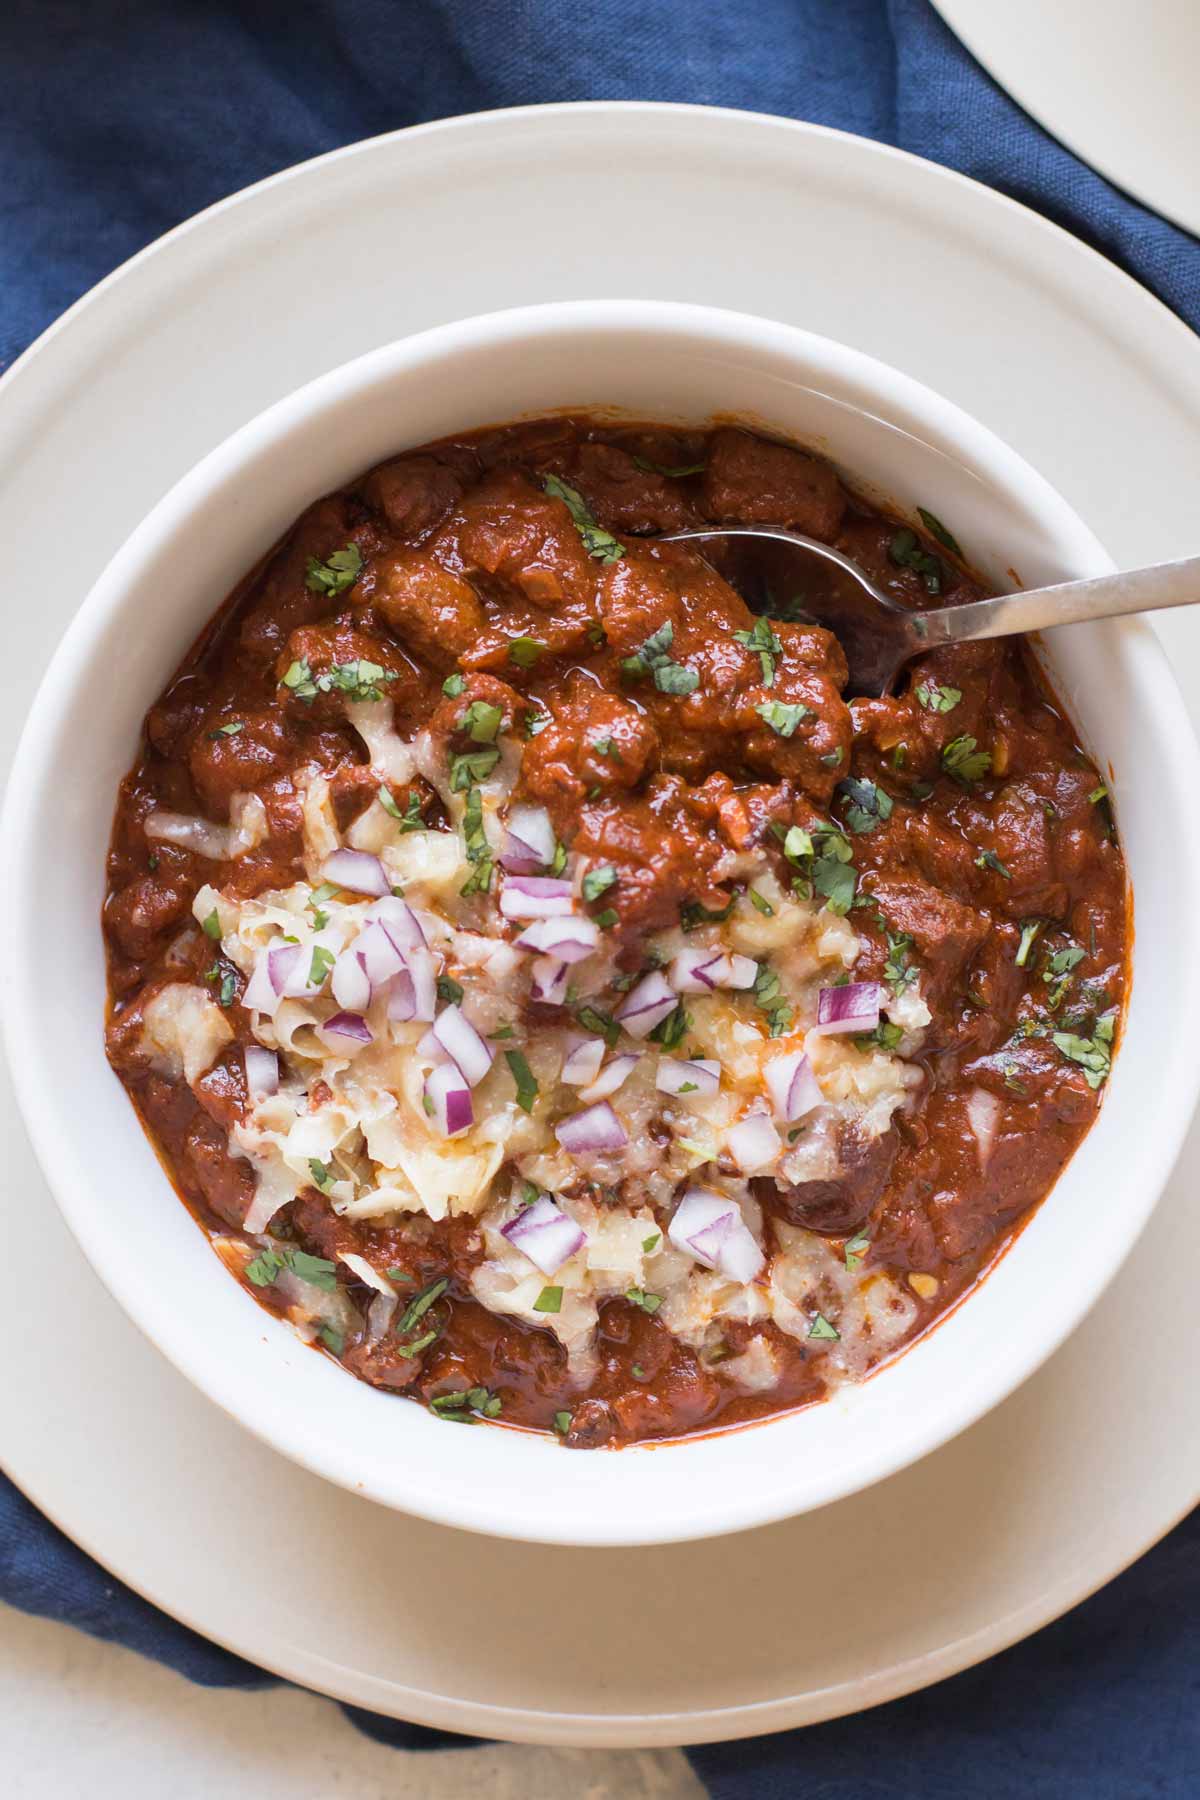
[6, 301, 1198, 1545]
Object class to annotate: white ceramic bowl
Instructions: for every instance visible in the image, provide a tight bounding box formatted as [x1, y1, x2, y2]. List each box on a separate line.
[5, 301, 1198, 1547]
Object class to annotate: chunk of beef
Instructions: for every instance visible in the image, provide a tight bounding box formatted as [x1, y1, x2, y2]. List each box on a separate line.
[455, 470, 599, 609]
[374, 550, 487, 673]
[519, 675, 660, 811]
[571, 442, 689, 535]
[866, 874, 990, 1011]
[702, 427, 845, 541]
[363, 455, 464, 541]
[187, 708, 295, 817]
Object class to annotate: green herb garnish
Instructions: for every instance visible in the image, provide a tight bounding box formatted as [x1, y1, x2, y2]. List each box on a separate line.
[733, 616, 782, 686]
[889, 528, 945, 595]
[443, 672, 466, 698]
[305, 543, 363, 597]
[436, 974, 464, 1005]
[836, 777, 893, 835]
[201, 908, 222, 941]
[975, 849, 1012, 879]
[534, 1286, 563, 1315]
[756, 699, 809, 738]
[748, 888, 775, 916]
[1052, 1011, 1115, 1089]
[808, 1312, 840, 1341]
[397, 1276, 449, 1335]
[752, 960, 792, 1037]
[621, 620, 698, 696]
[460, 699, 503, 744]
[505, 1048, 539, 1113]
[916, 508, 963, 557]
[942, 735, 992, 786]
[543, 473, 625, 564]
[507, 637, 545, 669]
[915, 678, 962, 714]
[626, 1287, 663, 1315]
[582, 865, 618, 903]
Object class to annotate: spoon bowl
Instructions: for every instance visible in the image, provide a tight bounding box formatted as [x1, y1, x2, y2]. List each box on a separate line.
[662, 525, 1200, 695]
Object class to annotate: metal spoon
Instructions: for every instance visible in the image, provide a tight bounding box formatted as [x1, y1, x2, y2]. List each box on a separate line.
[661, 526, 1200, 696]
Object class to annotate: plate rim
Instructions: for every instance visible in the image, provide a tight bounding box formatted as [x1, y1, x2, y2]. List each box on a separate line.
[2, 98, 1197, 1747]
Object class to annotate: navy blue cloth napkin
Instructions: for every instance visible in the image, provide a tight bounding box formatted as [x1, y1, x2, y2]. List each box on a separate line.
[2, 1, 1197, 1791]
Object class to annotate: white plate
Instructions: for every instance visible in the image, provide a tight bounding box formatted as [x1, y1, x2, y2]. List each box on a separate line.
[932, 0, 1200, 237]
[1, 103, 1197, 1747]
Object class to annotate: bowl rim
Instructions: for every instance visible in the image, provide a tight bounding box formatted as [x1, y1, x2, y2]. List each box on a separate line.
[5, 297, 1200, 1545]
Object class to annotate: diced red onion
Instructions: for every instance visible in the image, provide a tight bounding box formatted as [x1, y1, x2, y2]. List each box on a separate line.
[417, 1026, 446, 1061]
[562, 1036, 605, 1085]
[432, 1003, 494, 1086]
[500, 1193, 586, 1275]
[365, 894, 427, 952]
[656, 1057, 721, 1098]
[356, 919, 407, 986]
[813, 980, 881, 1036]
[386, 965, 417, 1022]
[554, 1101, 629, 1155]
[668, 1186, 765, 1283]
[763, 1050, 823, 1122]
[530, 956, 569, 1006]
[499, 804, 557, 873]
[499, 875, 575, 920]
[966, 1086, 1002, 1169]
[726, 1111, 782, 1173]
[578, 1053, 640, 1104]
[319, 1010, 373, 1050]
[339, 1252, 394, 1295]
[669, 949, 730, 993]
[321, 848, 390, 898]
[267, 942, 302, 997]
[405, 945, 437, 1021]
[241, 951, 281, 1015]
[243, 1044, 279, 1098]
[516, 916, 599, 963]
[425, 1062, 473, 1136]
[332, 947, 371, 1012]
[616, 970, 677, 1039]
[721, 954, 758, 991]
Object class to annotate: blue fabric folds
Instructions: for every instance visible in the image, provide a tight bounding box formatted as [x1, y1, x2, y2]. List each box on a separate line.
[1, 1, 1196, 1790]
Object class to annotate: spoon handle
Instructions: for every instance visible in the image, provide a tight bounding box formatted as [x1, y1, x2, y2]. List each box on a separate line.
[915, 554, 1200, 649]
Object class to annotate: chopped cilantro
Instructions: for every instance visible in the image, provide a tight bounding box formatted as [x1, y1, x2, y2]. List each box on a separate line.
[889, 528, 945, 594]
[304, 543, 363, 597]
[395, 1328, 439, 1359]
[594, 906, 620, 929]
[204, 962, 238, 1008]
[201, 908, 222, 942]
[1043, 943, 1086, 1010]
[543, 473, 625, 564]
[442, 672, 465, 698]
[883, 929, 917, 995]
[642, 1232, 661, 1253]
[318, 1324, 345, 1356]
[942, 735, 992, 786]
[553, 1410, 573, 1435]
[649, 1000, 691, 1052]
[821, 748, 844, 767]
[632, 1363, 647, 1380]
[1052, 1011, 1115, 1089]
[752, 960, 793, 1037]
[450, 747, 500, 791]
[808, 1312, 840, 1341]
[844, 1230, 870, 1272]
[281, 650, 395, 705]
[507, 636, 545, 669]
[916, 508, 963, 557]
[534, 1285, 563, 1314]
[733, 615, 782, 686]
[436, 974, 464, 1005]
[307, 1159, 333, 1193]
[621, 620, 698, 696]
[582, 865, 618, 903]
[459, 786, 494, 897]
[397, 1276, 449, 1336]
[246, 1246, 337, 1291]
[550, 840, 568, 876]
[915, 678, 962, 714]
[748, 888, 775, 916]
[975, 849, 1012, 879]
[626, 1287, 663, 1315]
[756, 699, 809, 738]
[575, 1003, 620, 1049]
[836, 777, 894, 834]
[504, 1048, 539, 1114]
[680, 895, 737, 932]
[308, 944, 335, 987]
[1016, 920, 1043, 968]
[207, 720, 244, 739]
[460, 699, 503, 744]
[856, 1020, 903, 1053]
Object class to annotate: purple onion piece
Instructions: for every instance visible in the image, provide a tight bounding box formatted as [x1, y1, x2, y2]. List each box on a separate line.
[321, 848, 391, 898]
[243, 1044, 279, 1098]
[365, 894, 426, 952]
[813, 979, 882, 1035]
[386, 965, 417, 1022]
[331, 947, 371, 1012]
[516, 916, 599, 963]
[320, 1010, 373, 1048]
[432, 1003, 494, 1087]
[498, 875, 576, 920]
[655, 1057, 721, 1098]
[561, 1036, 606, 1085]
[616, 970, 677, 1039]
[763, 1050, 823, 1122]
[499, 804, 556, 872]
[356, 920, 407, 986]
[554, 1101, 629, 1155]
[425, 1061, 473, 1137]
[530, 956, 569, 1006]
[726, 1112, 782, 1173]
[669, 950, 729, 994]
[500, 1194, 587, 1276]
[669, 1187, 765, 1283]
[267, 942, 302, 997]
[578, 1053, 640, 1104]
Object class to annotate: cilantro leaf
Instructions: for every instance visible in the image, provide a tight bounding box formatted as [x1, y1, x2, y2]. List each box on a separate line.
[450, 747, 500, 792]
[504, 1048, 539, 1113]
[942, 735, 993, 786]
[534, 1285, 563, 1314]
[459, 699, 503, 744]
[304, 543, 362, 597]
[836, 777, 893, 834]
[733, 616, 782, 686]
[752, 960, 792, 1037]
[808, 1312, 840, 1341]
[756, 699, 809, 738]
[443, 672, 466, 698]
[916, 508, 963, 557]
[915, 678, 962, 714]
[543, 473, 625, 564]
[582, 865, 618, 903]
[889, 528, 945, 595]
[625, 1287, 663, 1315]
[975, 849, 1012, 879]
[1052, 1011, 1114, 1089]
[507, 637, 545, 669]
